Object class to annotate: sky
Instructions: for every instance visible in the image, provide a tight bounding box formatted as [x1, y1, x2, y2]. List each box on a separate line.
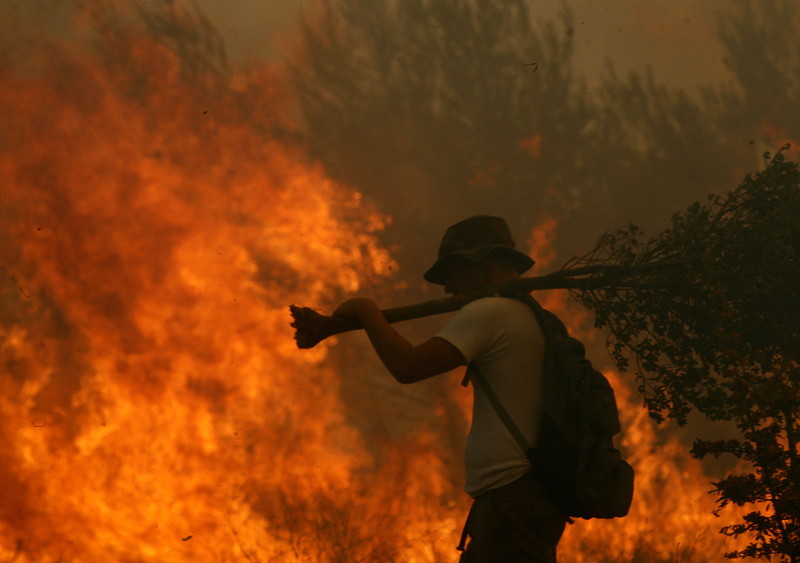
[195, 0, 731, 89]
[2, 0, 732, 90]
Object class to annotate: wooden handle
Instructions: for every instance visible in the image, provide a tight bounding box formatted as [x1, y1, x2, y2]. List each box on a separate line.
[288, 293, 478, 349]
[289, 265, 652, 349]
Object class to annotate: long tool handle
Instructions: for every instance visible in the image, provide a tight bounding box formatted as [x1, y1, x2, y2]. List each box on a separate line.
[290, 265, 648, 349]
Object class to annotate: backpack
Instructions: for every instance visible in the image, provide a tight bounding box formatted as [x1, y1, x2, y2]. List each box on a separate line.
[468, 293, 634, 520]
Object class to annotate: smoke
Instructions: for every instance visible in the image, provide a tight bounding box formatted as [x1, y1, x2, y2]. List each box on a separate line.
[282, 0, 798, 268]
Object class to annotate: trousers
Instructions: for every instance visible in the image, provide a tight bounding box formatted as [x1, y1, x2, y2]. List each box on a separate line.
[458, 473, 567, 562]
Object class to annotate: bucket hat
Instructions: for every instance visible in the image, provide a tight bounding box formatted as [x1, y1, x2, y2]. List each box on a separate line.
[424, 215, 535, 285]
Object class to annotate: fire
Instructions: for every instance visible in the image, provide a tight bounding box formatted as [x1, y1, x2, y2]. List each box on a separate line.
[0, 12, 405, 561]
[0, 6, 753, 562]
[526, 217, 559, 273]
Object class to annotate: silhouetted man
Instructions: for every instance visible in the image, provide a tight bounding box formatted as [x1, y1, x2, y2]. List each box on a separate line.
[334, 215, 566, 561]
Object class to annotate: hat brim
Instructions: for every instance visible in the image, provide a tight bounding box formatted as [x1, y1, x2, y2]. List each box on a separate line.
[423, 245, 535, 285]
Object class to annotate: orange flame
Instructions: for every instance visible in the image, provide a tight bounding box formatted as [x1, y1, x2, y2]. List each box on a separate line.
[0, 23, 409, 561]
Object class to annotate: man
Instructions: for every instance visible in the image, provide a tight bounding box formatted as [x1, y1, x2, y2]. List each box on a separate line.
[334, 215, 566, 561]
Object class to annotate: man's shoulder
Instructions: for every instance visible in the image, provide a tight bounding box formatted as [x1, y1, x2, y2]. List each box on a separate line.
[442, 297, 509, 335]
[463, 296, 533, 315]
[465, 297, 544, 337]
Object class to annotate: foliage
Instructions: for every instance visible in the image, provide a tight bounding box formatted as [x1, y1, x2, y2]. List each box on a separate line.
[571, 148, 800, 560]
[288, 0, 594, 259]
[715, 0, 800, 140]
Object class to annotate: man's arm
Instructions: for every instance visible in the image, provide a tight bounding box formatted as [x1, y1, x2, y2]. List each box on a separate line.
[334, 297, 466, 383]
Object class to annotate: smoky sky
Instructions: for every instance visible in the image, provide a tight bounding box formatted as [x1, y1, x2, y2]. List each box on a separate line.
[184, 0, 731, 90]
[3, 0, 729, 87]
[182, 0, 731, 88]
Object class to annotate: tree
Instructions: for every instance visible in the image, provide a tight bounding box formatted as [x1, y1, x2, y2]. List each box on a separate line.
[714, 0, 800, 151]
[571, 147, 800, 560]
[288, 0, 592, 261]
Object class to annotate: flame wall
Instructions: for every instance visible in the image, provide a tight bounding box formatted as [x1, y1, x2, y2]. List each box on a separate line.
[0, 20, 431, 561]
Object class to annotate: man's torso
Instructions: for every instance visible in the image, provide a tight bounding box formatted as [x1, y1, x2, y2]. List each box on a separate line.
[435, 297, 546, 497]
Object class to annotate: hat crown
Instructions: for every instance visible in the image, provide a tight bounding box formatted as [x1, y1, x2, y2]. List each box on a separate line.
[423, 215, 535, 285]
[438, 215, 516, 256]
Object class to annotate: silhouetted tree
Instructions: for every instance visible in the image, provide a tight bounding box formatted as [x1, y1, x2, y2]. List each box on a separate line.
[572, 148, 800, 560]
[715, 0, 800, 147]
[559, 0, 796, 250]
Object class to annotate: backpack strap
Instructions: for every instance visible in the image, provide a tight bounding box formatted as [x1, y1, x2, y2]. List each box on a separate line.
[463, 293, 554, 456]
[467, 363, 532, 454]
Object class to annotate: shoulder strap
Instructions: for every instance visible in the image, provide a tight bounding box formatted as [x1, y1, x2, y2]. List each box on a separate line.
[468, 363, 531, 454]
[464, 293, 557, 456]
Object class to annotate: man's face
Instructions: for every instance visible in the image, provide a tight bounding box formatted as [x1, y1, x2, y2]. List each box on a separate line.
[442, 258, 487, 296]
[441, 254, 520, 295]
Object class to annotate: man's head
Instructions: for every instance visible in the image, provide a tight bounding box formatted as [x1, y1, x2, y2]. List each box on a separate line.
[424, 216, 535, 294]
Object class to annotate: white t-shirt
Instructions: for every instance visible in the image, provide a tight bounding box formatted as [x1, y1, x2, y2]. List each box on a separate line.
[435, 296, 546, 497]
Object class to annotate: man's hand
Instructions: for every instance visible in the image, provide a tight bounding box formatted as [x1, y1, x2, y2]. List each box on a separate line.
[333, 297, 376, 319]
